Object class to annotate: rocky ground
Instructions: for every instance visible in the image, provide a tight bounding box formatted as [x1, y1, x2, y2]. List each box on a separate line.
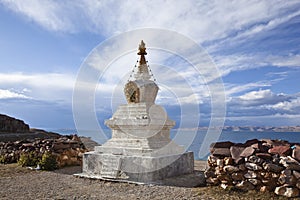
[0, 161, 291, 200]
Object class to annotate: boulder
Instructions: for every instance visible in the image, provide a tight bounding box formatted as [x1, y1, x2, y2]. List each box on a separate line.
[224, 157, 233, 165]
[245, 162, 262, 171]
[216, 158, 224, 167]
[261, 178, 278, 190]
[207, 155, 218, 167]
[292, 145, 300, 162]
[293, 170, 300, 179]
[269, 145, 291, 156]
[263, 163, 284, 173]
[278, 173, 297, 186]
[231, 172, 245, 181]
[230, 146, 245, 164]
[240, 146, 255, 158]
[251, 142, 269, 153]
[260, 185, 273, 192]
[217, 174, 232, 184]
[275, 186, 299, 198]
[246, 155, 263, 164]
[256, 152, 272, 160]
[204, 167, 216, 178]
[244, 139, 260, 147]
[210, 141, 234, 149]
[280, 156, 300, 171]
[235, 181, 255, 191]
[206, 177, 219, 185]
[223, 165, 239, 174]
[212, 148, 231, 157]
[248, 178, 262, 186]
[244, 170, 258, 179]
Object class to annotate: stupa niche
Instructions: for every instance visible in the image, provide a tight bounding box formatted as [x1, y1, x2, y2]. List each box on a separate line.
[79, 40, 194, 183]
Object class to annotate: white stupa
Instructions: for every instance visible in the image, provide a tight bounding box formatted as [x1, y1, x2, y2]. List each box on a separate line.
[80, 41, 194, 183]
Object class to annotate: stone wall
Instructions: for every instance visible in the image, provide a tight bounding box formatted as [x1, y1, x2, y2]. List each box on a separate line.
[205, 139, 300, 198]
[0, 114, 30, 133]
[0, 134, 87, 168]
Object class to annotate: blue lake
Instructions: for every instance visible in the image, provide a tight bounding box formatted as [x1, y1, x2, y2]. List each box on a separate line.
[50, 128, 300, 160]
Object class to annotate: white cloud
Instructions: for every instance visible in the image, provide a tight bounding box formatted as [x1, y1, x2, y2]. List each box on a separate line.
[239, 89, 274, 101]
[0, 89, 29, 99]
[267, 54, 300, 68]
[2, 0, 299, 43]
[1, 0, 76, 32]
[268, 95, 300, 113]
[234, 89, 290, 107]
[0, 72, 75, 103]
[225, 82, 271, 97]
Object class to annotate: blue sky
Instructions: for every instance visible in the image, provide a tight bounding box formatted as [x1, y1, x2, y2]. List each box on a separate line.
[0, 0, 300, 130]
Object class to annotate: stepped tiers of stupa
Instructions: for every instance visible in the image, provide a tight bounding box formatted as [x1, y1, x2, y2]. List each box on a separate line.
[79, 40, 194, 183]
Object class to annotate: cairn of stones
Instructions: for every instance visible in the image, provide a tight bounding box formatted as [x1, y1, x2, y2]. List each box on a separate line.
[205, 139, 300, 198]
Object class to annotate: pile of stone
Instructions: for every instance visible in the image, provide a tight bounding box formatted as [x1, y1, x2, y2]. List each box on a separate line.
[0, 134, 87, 168]
[205, 139, 300, 198]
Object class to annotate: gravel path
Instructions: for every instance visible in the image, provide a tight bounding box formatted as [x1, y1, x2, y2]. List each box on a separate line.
[0, 163, 208, 200]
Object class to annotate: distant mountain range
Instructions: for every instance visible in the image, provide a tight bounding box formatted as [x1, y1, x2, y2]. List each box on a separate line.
[195, 126, 300, 132]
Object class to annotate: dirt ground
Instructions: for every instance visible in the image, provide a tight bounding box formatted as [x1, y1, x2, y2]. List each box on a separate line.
[0, 161, 291, 200]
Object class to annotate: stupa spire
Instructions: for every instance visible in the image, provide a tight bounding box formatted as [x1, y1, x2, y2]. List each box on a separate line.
[138, 40, 147, 65]
[135, 40, 151, 80]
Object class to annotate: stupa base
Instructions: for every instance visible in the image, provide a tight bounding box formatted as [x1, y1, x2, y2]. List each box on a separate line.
[76, 150, 194, 183]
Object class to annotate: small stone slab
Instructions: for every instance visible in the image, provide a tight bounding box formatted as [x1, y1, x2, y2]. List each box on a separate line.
[292, 145, 300, 162]
[210, 141, 233, 149]
[211, 148, 231, 157]
[256, 152, 272, 160]
[240, 146, 255, 158]
[230, 146, 245, 164]
[268, 145, 291, 156]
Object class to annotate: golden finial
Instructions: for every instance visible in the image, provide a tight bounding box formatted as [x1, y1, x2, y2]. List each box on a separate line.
[137, 40, 147, 65]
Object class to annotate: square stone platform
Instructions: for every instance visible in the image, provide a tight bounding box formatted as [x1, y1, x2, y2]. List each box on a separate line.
[77, 150, 194, 184]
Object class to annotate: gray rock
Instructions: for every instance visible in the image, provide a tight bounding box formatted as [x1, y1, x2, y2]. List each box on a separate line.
[235, 181, 255, 191]
[278, 173, 297, 186]
[280, 156, 300, 171]
[206, 177, 219, 185]
[245, 162, 262, 171]
[231, 172, 245, 181]
[223, 165, 239, 174]
[212, 148, 231, 157]
[292, 145, 300, 162]
[256, 152, 272, 160]
[246, 155, 263, 164]
[297, 180, 300, 189]
[293, 170, 300, 179]
[210, 141, 234, 149]
[230, 146, 245, 164]
[248, 178, 262, 186]
[207, 155, 218, 167]
[204, 167, 216, 178]
[261, 178, 278, 190]
[216, 159, 224, 167]
[217, 174, 232, 184]
[275, 186, 299, 198]
[240, 146, 255, 158]
[244, 170, 258, 179]
[238, 163, 246, 171]
[281, 169, 292, 176]
[263, 163, 284, 173]
[224, 157, 233, 165]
